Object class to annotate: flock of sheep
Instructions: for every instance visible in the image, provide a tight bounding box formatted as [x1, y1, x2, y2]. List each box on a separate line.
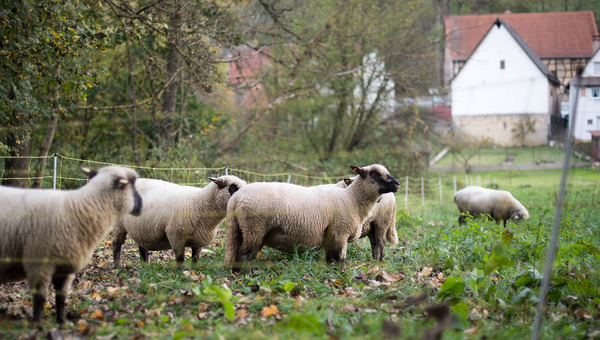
[0, 163, 529, 325]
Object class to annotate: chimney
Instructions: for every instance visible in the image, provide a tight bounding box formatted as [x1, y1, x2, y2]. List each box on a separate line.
[503, 7, 512, 14]
[594, 35, 600, 53]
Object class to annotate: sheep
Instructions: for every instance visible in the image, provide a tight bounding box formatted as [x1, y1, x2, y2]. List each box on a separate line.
[334, 177, 398, 261]
[112, 175, 247, 266]
[0, 166, 142, 324]
[224, 164, 400, 271]
[453, 186, 529, 227]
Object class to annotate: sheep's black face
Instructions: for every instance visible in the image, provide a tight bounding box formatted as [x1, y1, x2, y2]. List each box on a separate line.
[229, 183, 240, 196]
[369, 171, 400, 194]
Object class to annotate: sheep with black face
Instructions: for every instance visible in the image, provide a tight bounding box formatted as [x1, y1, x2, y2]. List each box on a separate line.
[0, 166, 142, 324]
[454, 186, 529, 226]
[224, 164, 400, 271]
[112, 175, 247, 266]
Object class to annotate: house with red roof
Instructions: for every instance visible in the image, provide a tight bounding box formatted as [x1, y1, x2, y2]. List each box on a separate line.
[445, 11, 599, 146]
[444, 11, 599, 91]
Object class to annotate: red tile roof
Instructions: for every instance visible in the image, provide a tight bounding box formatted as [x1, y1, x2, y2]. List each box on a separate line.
[444, 11, 599, 61]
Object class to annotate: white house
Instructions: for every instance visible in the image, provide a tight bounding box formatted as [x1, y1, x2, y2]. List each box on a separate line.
[569, 48, 600, 141]
[450, 18, 561, 146]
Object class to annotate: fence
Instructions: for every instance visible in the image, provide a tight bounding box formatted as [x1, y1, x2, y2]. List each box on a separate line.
[0, 153, 597, 214]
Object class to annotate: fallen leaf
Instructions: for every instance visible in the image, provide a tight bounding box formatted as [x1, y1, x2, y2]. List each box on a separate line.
[106, 287, 120, 295]
[91, 292, 101, 300]
[136, 320, 145, 327]
[262, 305, 278, 317]
[90, 309, 104, 321]
[183, 324, 194, 330]
[368, 280, 380, 287]
[366, 266, 380, 275]
[418, 266, 433, 277]
[463, 327, 477, 335]
[198, 303, 209, 313]
[344, 304, 359, 312]
[377, 271, 400, 282]
[354, 272, 368, 283]
[333, 280, 344, 287]
[236, 309, 248, 318]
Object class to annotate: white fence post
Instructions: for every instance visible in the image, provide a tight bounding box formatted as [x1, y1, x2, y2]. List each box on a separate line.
[453, 176, 456, 195]
[465, 175, 468, 187]
[421, 177, 424, 207]
[405, 176, 408, 211]
[225, 166, 228, 176]
[439, 178, 442, 204]
[53, 153, 57, 190]
[287, 173, 291, 184]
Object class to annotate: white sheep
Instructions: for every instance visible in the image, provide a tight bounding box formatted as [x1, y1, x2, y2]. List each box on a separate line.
[335, 177, 398, 261]
[224, 164, 400, 271]
[453, 186, 529, 226]
[0, 166, 142, 324]
[112, 175, 247, 266]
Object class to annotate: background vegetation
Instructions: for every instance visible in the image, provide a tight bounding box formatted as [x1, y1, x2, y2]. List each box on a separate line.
[2, 0, 599, 182]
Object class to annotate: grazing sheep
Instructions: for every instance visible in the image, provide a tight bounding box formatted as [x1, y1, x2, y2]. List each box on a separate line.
[112, 175, 247, 266]
[225, 164, 400, 271]
[0, 166, 142, 324]
[335, 177, 398, 261]
[453, 186, 529, 226]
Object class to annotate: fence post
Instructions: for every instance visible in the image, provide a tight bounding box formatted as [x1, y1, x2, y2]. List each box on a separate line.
[453, 176, 456, 195]
[439, 178, 442, 204]
[421, 177, 424, 207]
[287, 173, 291, 184]
[465, 175, 468, 187]
[53, 153, 57, 190]
[405, 176, 408, 211]
[225, 166, 228, 176]
[477, 175, 481, 186]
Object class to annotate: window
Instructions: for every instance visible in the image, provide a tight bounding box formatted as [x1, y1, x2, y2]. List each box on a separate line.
[595, 62, 600, 75]
[500, 60, 505, 69]
[588, 119, 594, 125]
[593, 88, 600, 98]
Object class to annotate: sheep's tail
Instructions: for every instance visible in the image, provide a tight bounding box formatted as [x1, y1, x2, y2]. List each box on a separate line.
[386, 224, 399, 247]
[224, 201, 242, 267]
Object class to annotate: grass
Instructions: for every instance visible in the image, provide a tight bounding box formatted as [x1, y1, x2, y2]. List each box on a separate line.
[434, 146, 582, 167]
[1, 169, 600, 339]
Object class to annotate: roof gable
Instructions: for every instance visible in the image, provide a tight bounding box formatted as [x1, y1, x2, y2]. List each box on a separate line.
[582, 48, 600, 77]
[445, 11, 599, 61]
[453, 18, 560, 85]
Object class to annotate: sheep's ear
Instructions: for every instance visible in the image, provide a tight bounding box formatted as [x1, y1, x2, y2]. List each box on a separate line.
[80, 166, 98, 179]
[209, 177, 227, 189]
[350, 165, 367, 179]
[116, 178, 129, 189]
[343, 178, 354, 186]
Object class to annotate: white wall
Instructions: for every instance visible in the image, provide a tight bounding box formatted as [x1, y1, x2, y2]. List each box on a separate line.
[451, 23, 550, 116]
[570, 87, 600, 141]
[571, 50, 600, 141]
[582, 50, 600, 77]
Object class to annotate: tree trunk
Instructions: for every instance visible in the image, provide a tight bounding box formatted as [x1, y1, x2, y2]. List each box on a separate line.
[160, 0, 182, 148]
[127, 38, 140, 165]
[2, 134, 31, 188]
[32, 115, 57, 188]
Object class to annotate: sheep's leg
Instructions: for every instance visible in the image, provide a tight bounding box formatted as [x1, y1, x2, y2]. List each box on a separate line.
[52, 274, 74, 325]
[175, 249, 186, 264]
[112, 222, 128, 267]
[139, 246, 149, 262]
[191, 247, 201, 262]
[28, 271, 51, 323]
[324, 237, 348, 271]
[367, 222, 385, 261]
[458, 214, 466, 225]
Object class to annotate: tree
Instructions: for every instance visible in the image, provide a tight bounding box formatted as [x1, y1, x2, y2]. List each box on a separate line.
[445, 130, 493, 173]
[512, 114, 536, 148]
[0, 0, 105, 187]
[228, 0, 437, 162]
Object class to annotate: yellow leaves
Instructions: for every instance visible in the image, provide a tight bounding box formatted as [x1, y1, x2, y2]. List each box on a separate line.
[136, 320, 146, 328]
[90, 309, 104, 321]
[261, 305, 278, 317]
[366, 266, 379, 275]
[91, 291, 101, 300]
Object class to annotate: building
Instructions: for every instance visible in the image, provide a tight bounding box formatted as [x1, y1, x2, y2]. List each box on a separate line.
[444, 11, 599, 94]
[569, 48, 600, 141]
[451, 18, 561, 146]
